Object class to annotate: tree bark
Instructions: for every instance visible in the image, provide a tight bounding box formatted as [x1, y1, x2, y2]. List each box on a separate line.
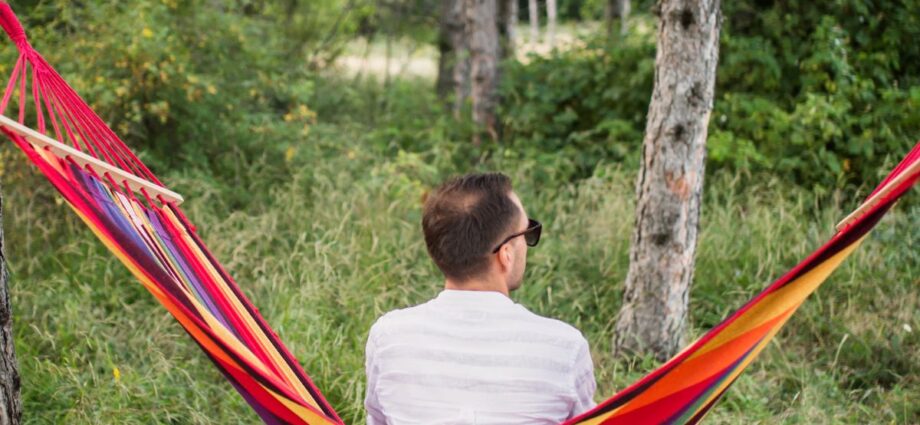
[605, 0, 631, 41]
[619, 0, 631, 36]
[613, 0, 721, 361]
[436, 0, 471, 116]
[507, 0, 518, 45]
[546, 0, 557, 46]
[498, 0, 517, 59]
[464, 0, 501, 144]
[528, 0, 539, 43]
[0, 191, 21, 424]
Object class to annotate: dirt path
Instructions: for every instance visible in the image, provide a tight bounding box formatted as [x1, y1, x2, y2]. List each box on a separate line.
[333, 23, 595, 80]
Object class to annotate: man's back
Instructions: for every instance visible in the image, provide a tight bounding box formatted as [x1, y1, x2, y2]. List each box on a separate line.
[365, 290, 596, 425]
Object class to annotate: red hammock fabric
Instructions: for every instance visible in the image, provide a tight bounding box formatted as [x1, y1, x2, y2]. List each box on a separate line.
[0, 3, 916, 424]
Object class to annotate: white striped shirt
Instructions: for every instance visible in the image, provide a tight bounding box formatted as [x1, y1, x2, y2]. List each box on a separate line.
[365, 289, 596, 424]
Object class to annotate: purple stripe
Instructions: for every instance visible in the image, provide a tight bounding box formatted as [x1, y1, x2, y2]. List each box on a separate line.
[66, 165, 202, 316]
[146, 208, 235, 332]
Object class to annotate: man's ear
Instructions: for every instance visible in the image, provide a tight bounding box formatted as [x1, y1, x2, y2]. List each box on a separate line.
[498, 243, 514, 271]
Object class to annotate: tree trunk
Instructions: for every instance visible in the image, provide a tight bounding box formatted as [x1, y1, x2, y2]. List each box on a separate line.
[605, 0, 631, 41]
[383, 34, 393, 87]
[436, 0, 470, 116]
[464, 0, 501, 144]
[507, 0, 518, 45]
[0, 191, 21, 424]
[546, 0, 557, 46]
[613, 0, 722, 361]
[528, 0, 539, 43]
[498, 0, 517, 59]
[619, 0, 631, 36]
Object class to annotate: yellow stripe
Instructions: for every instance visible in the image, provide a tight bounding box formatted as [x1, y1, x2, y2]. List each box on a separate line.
[689, 237, 865, 361]
[575, 236, 866, 424]
[160, 207, 320, 410]
[683, 238, 865, 417]
[54, 172, 300, 406]
[262, 382, 340, 425]
[108, 194, 284, 382]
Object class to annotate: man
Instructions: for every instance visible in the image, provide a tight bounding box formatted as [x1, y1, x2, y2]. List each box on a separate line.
[365, 173, 596, 424]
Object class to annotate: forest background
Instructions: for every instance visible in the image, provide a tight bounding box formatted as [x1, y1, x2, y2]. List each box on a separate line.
[0, 0, 917, 423]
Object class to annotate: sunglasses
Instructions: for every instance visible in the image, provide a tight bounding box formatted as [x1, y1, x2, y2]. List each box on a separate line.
[491, 219, 542, 253]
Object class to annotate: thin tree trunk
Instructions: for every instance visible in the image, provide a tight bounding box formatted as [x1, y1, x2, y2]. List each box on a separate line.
[619, 0, 631, 36]
[498, 0, 517, 59]
[352, 35, 374, 83]
[436, 0, 470, 116]
[605, 0, 631, 42]
[613, 0, 722, 361]
[528, 0, 539, 43]
[507, 0, 517, 46]
[0, 191, 21, 424]
[604, 0, 615, 40]
[464, 0, 501, 144]
[383, 34, 393, 87]
[546, 0, 557, 47]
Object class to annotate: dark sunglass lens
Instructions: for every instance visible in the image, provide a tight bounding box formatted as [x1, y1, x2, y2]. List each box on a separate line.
[525, 221, 542, 246]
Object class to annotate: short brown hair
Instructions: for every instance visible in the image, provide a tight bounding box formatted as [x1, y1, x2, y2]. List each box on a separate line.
[422, 173, 520, 282]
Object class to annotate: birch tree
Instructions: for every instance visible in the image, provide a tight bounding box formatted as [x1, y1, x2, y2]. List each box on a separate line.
[605, 0, 631, 40]
[436, 0, 470, 116]
[464, 0, 501, 143]
[614, 0, 722, 361]
[528, 0, 539, 43]
[498, 0, 517, 57]
[546, 0, 557, 46]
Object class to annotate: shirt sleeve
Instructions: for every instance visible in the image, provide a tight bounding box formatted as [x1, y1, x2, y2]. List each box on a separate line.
[365, 322, 387, 425]
[568, 336, 597, 418]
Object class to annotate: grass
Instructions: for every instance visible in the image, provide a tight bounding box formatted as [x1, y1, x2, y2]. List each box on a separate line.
[2, 75, 918, 424]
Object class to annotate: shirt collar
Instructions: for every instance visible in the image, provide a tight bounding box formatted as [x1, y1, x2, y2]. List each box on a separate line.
[435, 289, 514, 307]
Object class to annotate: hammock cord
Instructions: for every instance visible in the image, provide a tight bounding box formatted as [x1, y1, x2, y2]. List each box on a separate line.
[0, 2, 165, 190]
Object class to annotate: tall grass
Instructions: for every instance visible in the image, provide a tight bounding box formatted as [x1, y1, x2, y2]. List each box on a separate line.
[2, 84, 917, 424]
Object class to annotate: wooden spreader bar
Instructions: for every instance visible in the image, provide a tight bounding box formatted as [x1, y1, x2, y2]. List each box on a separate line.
[0, 114, 184, 205]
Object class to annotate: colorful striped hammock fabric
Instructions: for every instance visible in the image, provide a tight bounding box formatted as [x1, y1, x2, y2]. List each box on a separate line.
[0, 3, 916, 424]
[565, 142, 919, 424]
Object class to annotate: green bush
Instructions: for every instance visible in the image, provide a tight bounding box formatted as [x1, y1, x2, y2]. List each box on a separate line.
[711, 1, 920, 192]
[501, 1, 920, 192]
[2, 0, 373, 180]
[499, 29, 655, 179]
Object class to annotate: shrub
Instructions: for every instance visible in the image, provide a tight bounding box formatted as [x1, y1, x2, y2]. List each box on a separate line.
[501, 2, 920, 192]
[2, 0, 370, 180]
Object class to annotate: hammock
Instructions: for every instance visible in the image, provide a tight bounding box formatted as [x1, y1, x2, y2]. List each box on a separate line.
[0, 4, 916, 424]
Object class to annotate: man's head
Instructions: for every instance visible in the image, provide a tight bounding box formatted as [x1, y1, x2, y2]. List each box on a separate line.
[422, 173, 534, 293]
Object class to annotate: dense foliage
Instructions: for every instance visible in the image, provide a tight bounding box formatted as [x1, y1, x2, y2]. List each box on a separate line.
[501, 1, 920, 192]
[2, 0, 379, 179]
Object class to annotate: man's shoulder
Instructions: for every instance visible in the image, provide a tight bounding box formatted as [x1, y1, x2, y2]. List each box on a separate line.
[368, 301, 432, 338]
[513, 304, 589, 345]
[367, 297, 589, 351]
